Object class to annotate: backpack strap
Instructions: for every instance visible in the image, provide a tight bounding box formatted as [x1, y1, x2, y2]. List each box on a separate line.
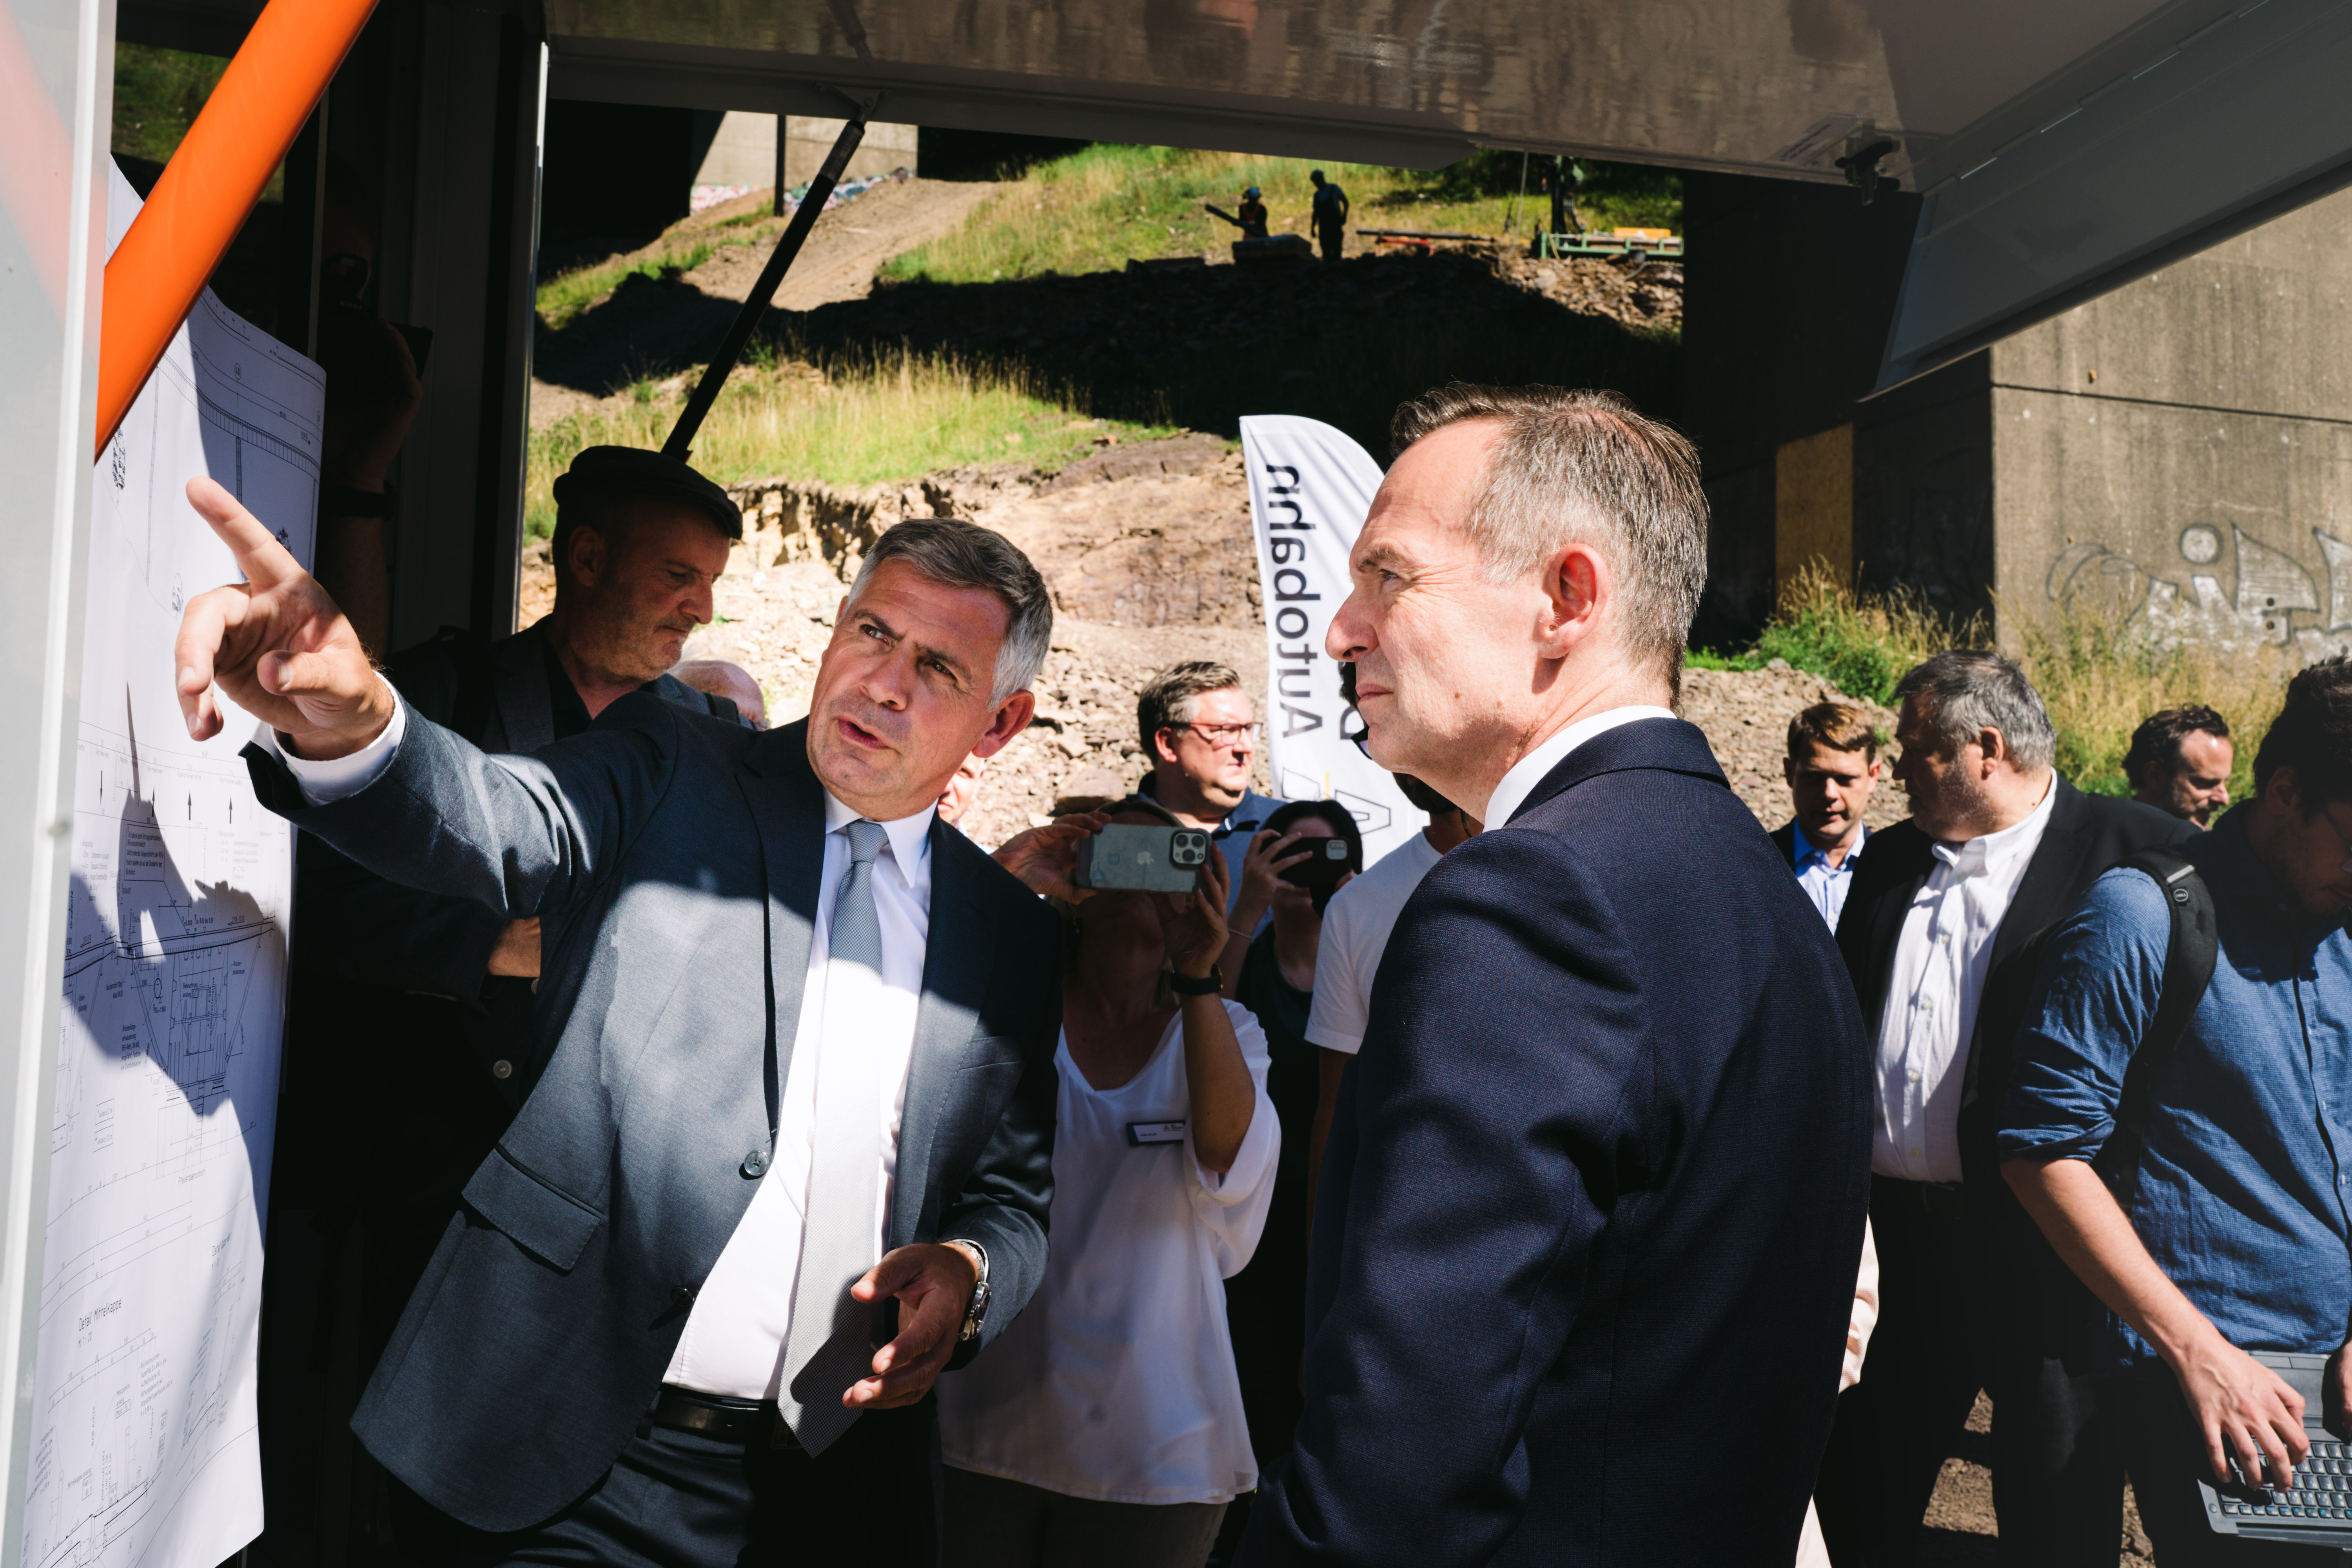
[2096, 848, 2220, 1209]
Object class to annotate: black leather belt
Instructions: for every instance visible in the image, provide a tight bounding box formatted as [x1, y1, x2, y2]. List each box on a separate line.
[651, 1386, 804, 1451]
[1875, 1174, 1970, 1222]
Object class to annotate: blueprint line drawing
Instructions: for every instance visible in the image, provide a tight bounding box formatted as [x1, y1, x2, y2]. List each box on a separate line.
[19, 160, 321, 1568]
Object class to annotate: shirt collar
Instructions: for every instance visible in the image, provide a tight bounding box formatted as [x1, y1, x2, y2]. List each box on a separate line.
[1483, 705, 1677, 828]
[1931, 772, 2056, 878]
[822, 790, 935, 886]
[1795, 820, 1868, 870]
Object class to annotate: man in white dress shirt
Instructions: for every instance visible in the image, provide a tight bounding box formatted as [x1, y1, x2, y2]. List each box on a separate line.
[1815, 651, 2190, 1567]
[172, 485, 1067, 1566]
[1771, 699, 1882, 929]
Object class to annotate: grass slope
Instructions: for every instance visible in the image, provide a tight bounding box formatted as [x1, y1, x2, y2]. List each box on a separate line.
[524, 348, 1177, 537]
[882, 145, 1680, 285]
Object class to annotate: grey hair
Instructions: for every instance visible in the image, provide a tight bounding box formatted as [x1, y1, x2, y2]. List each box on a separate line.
[1894, 650, 2057, 772]
[844, 519, 1054, 703]
[1389, 384, 1708, 697]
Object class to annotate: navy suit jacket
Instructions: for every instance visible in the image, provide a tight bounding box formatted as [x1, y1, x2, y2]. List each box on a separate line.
[1241, 717, 1871, 1565]
[245, 698, 1060, 1547]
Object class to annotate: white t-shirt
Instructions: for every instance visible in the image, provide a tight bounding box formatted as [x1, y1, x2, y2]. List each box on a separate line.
[936, 1002, 1278, 1505]
[1304, 831, 1445, 1056]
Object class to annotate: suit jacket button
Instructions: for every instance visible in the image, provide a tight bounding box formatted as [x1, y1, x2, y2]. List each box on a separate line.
[492, 1060, 513, 1079]
[671, 1284, 696, 1305]
[742, 1148, 770, 1178]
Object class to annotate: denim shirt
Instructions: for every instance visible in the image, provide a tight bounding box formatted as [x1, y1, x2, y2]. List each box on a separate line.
[2000, 805, 2352, 1373]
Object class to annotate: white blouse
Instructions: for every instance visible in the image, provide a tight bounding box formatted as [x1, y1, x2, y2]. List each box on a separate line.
[937, 1001, 1279, 1505]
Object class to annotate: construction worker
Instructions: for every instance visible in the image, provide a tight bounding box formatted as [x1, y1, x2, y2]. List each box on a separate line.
[1308, 169, 1350, 261]
[1238, 185, 1270, 238]
[1204, 187, 1271, 241]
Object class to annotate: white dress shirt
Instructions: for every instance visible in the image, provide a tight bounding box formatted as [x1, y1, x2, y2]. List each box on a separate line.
[666, 792, 935, 1399]
[1870, 777, 2055, 1183]
[1481, 704, 1677, 828]
[266, 700, 939, 1402]
[1790, 822, 1870, 931]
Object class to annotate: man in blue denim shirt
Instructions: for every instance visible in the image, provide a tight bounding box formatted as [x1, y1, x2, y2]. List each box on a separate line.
[2003, 657, 2352, 1564]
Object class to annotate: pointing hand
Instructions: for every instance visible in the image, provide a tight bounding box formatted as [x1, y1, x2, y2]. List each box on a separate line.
[172, 477, 395, 760]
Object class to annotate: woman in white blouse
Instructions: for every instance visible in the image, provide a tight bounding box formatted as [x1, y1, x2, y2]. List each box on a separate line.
[938, 797, 1279, 1568]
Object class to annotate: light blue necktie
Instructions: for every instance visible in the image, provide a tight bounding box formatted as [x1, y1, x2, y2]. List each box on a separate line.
[780, 818, 889, 1452]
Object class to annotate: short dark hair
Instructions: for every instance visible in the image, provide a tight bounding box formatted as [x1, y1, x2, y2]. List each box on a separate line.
[2123, 705, 2232, 792]
[1138, 661, 1244, 755]
[2253, 657, 2352, 808]
[1787, 700, 1879, 761]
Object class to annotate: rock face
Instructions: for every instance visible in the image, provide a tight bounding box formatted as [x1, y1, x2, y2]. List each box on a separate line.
[519, 434, 1913, 849]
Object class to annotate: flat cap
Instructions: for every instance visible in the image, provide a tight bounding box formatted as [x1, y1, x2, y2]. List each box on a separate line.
[550, 445, 743, 539]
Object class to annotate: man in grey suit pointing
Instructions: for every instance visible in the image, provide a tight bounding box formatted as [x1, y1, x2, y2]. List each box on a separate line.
[173, 473, 1062, 1566]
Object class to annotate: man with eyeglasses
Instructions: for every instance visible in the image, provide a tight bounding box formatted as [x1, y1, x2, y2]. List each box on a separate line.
[1135, 660, 1290, 924]
[2000, 655, 2352, 1564]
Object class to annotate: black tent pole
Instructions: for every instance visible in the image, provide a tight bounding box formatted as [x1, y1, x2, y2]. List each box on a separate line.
[662, 104, 871, 460]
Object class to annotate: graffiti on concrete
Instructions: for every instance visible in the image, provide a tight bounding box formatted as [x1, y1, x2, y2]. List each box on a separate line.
[2047, 523, 2352, 662]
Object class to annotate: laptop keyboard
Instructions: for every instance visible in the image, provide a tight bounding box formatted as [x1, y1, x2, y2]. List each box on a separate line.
[2220, 1437, 2352, 1523]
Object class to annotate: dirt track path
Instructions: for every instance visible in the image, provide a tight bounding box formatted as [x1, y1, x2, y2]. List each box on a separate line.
[682, 177, 1001, 312]
[528, 176, 1001, 428]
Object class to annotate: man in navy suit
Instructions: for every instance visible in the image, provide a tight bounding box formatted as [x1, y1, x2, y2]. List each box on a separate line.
[1240, 386, 1872, 1566]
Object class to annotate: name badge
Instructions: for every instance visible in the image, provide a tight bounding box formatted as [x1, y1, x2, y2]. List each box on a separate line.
[1126, 1120, 1186, 1147]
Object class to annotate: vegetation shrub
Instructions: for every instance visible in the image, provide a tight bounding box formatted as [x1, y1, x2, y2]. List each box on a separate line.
[1695, 564, 2292, 801]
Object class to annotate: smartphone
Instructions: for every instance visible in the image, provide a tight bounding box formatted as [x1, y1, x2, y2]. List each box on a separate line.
[1074, 824, 1213, 893]
[1279, 835, 1355, 899]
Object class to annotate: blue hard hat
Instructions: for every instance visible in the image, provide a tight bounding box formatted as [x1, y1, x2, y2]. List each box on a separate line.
[1244, 187, 1261, 200]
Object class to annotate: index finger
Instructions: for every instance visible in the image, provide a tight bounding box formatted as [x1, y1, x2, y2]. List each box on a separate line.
[186, 477, 308, 591]
[172, 582, 249, 741]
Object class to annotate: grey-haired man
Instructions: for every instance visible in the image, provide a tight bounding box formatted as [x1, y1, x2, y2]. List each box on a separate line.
[1815, 651, 2190, 1566]
[178, 479, 1063, 1566]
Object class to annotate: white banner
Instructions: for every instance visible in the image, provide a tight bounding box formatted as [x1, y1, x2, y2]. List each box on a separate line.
[1241, 415, 1426, 868]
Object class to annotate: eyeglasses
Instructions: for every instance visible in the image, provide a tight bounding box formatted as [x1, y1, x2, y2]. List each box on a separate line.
[1174, 722, 1261, 747]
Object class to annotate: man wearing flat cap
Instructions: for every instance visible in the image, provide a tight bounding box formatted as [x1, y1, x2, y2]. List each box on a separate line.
[258, 446, 757, 1563]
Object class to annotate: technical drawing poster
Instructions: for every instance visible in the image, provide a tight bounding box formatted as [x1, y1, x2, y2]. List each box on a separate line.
[20, 160, 322, 1568]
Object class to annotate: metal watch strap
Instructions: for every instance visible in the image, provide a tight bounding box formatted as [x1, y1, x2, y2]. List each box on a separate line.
[955, 1241, 990, 1343]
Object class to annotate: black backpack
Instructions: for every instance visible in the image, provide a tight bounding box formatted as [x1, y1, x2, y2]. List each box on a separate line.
[2094, 847, 2220, 1207]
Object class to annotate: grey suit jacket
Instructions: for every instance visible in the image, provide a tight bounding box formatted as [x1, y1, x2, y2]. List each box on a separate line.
[244, 696, 1061, 1537]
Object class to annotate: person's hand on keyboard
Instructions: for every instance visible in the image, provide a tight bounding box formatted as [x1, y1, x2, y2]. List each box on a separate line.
[2173, 1328, 2310, 1488]
[2327, 1341, 2352, 1442]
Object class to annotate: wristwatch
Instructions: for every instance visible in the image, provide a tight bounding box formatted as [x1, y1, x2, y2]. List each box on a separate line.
[1168, 966, 1222, 996]
[953, 1241, 991, 1343]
